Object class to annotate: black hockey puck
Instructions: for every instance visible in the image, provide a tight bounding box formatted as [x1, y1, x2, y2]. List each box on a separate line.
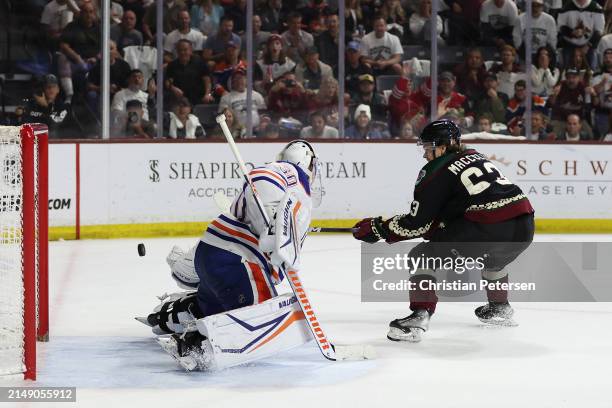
[137, 243, 146, 257]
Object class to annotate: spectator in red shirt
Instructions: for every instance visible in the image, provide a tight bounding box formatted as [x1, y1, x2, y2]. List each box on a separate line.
[267, 72, 312, 123]
[435, 71, 471, 127]
[388, 68, 427, 135]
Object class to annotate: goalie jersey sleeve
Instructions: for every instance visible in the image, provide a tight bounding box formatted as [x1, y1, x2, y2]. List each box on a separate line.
[381, 148, 534, 242]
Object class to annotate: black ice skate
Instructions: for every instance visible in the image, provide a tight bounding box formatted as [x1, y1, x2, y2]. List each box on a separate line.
[157, 331, 214, 371]
[474, 301, 518, 326]
[387, 309, 431, 342]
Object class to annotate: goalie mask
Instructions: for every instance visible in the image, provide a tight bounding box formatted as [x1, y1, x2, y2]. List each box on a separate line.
[277, 140, 323, 207]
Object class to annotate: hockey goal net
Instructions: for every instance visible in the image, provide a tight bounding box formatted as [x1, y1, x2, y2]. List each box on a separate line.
[0, 124, 48, 381]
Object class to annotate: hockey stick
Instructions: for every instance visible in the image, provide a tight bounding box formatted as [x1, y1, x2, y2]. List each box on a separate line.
[215, 114, 374, 361]
[213, 191, 356, 234]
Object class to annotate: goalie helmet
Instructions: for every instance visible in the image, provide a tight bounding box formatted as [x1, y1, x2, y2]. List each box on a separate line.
[277, 140, 323, 207]
[418, 120, 461, 147]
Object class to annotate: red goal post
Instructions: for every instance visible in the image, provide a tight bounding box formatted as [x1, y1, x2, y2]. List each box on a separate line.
[0, 124, 48, 381]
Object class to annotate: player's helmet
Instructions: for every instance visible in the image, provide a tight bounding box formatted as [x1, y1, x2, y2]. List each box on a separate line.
[418, 120, 461, 148]
[277, 140, 318, 180]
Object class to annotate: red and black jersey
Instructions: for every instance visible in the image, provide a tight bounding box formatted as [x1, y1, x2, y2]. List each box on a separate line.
[381, 148, 534, 242]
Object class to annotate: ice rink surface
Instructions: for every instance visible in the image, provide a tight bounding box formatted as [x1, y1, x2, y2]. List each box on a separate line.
[4, 234, 612, 407]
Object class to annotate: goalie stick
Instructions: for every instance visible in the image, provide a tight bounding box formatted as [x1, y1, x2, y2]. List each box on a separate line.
[215, 114, 374, 361]
[213, 191, 356, 234]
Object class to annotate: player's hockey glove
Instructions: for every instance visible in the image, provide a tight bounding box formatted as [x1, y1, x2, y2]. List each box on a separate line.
[353, 217, 386, 243]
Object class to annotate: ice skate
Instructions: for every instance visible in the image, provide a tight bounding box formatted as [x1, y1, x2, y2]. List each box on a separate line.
[475, 302, 518, 327]
[387, 309, 431, 342]
[157, 332, 214, 371]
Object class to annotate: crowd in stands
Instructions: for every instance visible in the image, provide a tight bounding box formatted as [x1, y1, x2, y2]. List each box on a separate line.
[3, 0, 612, 141]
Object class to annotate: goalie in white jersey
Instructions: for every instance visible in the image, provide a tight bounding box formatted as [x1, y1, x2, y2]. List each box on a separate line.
[141, 140, 321, 370]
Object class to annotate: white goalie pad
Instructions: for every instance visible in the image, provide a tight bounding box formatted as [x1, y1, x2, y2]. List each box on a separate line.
[192, 292, 311, 371]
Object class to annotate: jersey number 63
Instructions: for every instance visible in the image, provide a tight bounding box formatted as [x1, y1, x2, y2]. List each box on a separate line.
[460, 162, 512, 196]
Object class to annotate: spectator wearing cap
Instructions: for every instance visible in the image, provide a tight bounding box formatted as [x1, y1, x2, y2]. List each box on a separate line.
[557, 0, 605, 69]
[281, 13, 315, 65]
[203, 15, 242, 65]
[474, 72, 508, 123]
[111, 10, 143, 52]
[315, 13, 340, 71]
[513, 0, 557, 57]
[531, 46, 561, 99]
[479, 0, 519, 48]
[167, 97, 205, 139]
[388, 67, 427, 136]
[254, 34, 297, 94]
[164, 10, 207, 62]
[408, 0, 444, 44]
[556, 113, 592, 141]
[295, 47, 333, 91]
[212, 40, 246, 93]
[23, 74, 70, 139]
[258, 0, 285, 33]
[561, 47, 592, 84]
[190, 0, 225, 37]
[267, 72, 312, 123]
[435, 71, 470, 126]
[218, 69, 266, 128]
[87, 40, 131, 115]
[489, 45, 526, 99]
[112, 99, 156, 138]
[142, 0, 187, 43]
[506, 79, 548, 136]
[344, 41, 373, 96]
[345, 104, 391, 139]
[591, 48, 612, 137]
[300, 111, 340, 139]
[360, 14, 403, 76]
[350, 74, 387, 123]
[453, 48, 488, 114]
[165, 39, 213, 106]
[241, 14, 271, 60]
[111, 69, 150, 120]
[550, 69, 592, 136]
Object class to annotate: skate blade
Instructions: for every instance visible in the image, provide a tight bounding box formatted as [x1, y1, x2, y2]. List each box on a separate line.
[387, 327, 424, 343]
[478, 317, 519, 327]
[134, 316, 151, 326]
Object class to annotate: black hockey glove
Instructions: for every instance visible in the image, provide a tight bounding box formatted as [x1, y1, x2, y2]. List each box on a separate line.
[352, 217, 386, 243]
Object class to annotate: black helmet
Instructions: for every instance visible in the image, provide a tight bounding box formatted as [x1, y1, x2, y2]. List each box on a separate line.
[418, 120, 461, 147]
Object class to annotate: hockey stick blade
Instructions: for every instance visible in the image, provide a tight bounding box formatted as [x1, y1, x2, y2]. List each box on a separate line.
[332, 344, 377, 361]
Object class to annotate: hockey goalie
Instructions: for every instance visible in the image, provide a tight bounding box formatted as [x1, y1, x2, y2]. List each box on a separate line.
[138, 140, 322, 371]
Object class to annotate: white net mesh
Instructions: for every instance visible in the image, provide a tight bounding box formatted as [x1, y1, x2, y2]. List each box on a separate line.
[0, 126, 26, 376]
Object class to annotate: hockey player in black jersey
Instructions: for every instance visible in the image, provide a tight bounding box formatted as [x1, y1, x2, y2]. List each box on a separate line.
[353, 120, 535, 342]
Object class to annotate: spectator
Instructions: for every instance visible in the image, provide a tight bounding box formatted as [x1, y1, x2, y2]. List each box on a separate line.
[203, 15, 242, 64]
[167, 98, 205, 139]
[164, 10, 206, 61]
[557, 0, 605, 69]
[300, 0, 332, 34]
[112, 99, 156, 138]
[596, 32, 612, 67]
[300, 111, 340, 138]
[435, 71, 471, 127]
[489, 45, 526, 99]
[261, 123, 280, 138]
[267, 72, 311, 123]
[345, 104, 391, 139]
[530, 110, 556, 140]
[122, 0, 147, 33]
[388, 69, 427, 135]
[210, 106, 246, 138]
[506, 79, 547, 124]
[111, 10, 143, 53]
[351, 74, 388, 123]
[281, 13, 315, 65]
[225, 0, 247, 34]
[58, 1, 100, 103]
[445, 0, 483, 46]
[190, 0, 224, 37]
[165, 39, 213, 106]
[513, 0, 557, 56]
[344, 41, 373, 96]
[142, 0, 187, 43]
[23, 74, 70, 139]
[561, 47, 592, 84]
[591, 48, 612, 137]
[360, 15, 403, 76]
[549, 69, 591, 135]
[477, 113, 494, 132]
[315, 13, 340, 70]
[408, 0, 444, 44]
[454, 48, 488, 113]
[87, 40, 131, 114]
[397, 119, 417, 139]
[346, 0, 366, 38]
[474, 72, 508, 123]
[40, 0, 79, 47]
[242, 14, 271, 60]
[295, 47, 333, 91]
[254, 34, 297, 93]
[379, 0, 407, 39]
[309, 76, 345, 127]
[111, 69, 150, 120]
[212, 40, 246, 93]
[218, 68, 266, 128]
[556, 113, 592, 140]
[479, 0, 519, 47]
[258, 0, 285, 33]
[531, 46, 560, 99]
